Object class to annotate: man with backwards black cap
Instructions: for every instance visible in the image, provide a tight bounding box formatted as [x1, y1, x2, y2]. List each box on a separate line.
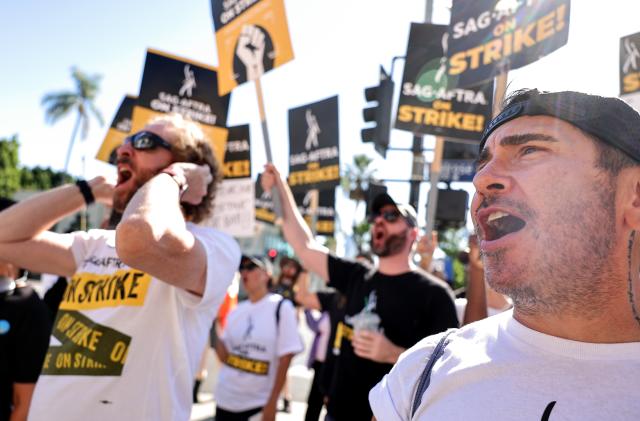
[369, 89, 640, 420]
[261, 164, 458, 421]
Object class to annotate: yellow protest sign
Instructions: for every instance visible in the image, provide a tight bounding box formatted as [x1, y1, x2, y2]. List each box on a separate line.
[130, 49, 230, 163]
[95, 95, 136, 164]
[211, 0, 294, 95]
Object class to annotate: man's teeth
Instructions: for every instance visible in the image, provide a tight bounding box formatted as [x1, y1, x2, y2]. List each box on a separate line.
[487, 211, 509, 223]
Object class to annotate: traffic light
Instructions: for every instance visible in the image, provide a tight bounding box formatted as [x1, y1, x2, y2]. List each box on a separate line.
[267, 248, 278, 262]
[435, 189, 469, 229]
[362, 67, 395, 158]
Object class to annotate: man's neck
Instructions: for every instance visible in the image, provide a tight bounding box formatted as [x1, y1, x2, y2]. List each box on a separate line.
[376, 252, 413, 276]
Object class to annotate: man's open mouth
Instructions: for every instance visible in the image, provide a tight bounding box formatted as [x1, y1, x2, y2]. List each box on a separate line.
[116, 168, 133, 186]
[483, 211, 526, 241]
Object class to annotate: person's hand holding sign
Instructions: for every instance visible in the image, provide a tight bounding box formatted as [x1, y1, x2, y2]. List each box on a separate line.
[236, 24, 266, 81]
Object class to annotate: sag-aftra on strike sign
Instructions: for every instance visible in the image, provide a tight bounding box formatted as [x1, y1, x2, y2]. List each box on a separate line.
[446, 0, 570, 88]
[620, 31, 640, 96]
[395, 23, 493, 141]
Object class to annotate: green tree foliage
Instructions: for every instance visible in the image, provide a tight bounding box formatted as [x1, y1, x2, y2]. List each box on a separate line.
[438, 227, 470, 290]
[0, 135, 22, 197]
[341, 154, 378, 254]
[341, 154, 377, 203]
[42, 67, 104, 172]
[20, 166, 74, 191]
[0, 135, 73, 198]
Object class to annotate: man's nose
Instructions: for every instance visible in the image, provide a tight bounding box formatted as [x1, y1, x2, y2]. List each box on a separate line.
[472, 157, 512, 196]
[116, 141, 134, 159]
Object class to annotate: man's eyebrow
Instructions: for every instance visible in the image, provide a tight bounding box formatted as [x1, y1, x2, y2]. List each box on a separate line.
[476, 133, 558, 167]
[499, 133, 559, 146]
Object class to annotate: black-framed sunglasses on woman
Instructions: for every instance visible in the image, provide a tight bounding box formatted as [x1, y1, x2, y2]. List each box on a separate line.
[124, 131, 173, 151]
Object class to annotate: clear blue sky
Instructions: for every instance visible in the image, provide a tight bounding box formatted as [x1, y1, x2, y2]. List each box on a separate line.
[1, 0, 639, 236]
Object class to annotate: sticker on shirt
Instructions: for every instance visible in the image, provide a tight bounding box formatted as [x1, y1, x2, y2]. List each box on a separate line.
[59, 269, 152, 310]
[41, 310, 131, 376]
[225, 353, 270, 375]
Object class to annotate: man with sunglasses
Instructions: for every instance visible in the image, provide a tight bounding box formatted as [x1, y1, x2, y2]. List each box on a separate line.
[0, 113, 240, 421]
[261, 163, 457, 421]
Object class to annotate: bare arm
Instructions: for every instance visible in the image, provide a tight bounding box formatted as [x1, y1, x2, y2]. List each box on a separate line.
[0, 177, 113, 276]
[10, 383, 36, 421]
[293, 271, 321, 310]
[262, 353, 295, 421]
[214, 336, 229, 362]
[261, 164, 329, 280]
[463, 235, 488, 325]
[116, 163, 211, 295]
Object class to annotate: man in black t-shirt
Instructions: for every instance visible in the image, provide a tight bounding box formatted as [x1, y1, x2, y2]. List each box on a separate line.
[0, 276, 51, 421]
[262, 164, 458, 421]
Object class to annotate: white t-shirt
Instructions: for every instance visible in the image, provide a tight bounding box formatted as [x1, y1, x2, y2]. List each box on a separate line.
[215, 294, 303, 412]
[29, 224, 240, 421]
[370, 310, 640, 420]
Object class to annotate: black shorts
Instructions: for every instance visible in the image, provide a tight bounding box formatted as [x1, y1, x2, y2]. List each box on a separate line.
[215, 405, 262, 421]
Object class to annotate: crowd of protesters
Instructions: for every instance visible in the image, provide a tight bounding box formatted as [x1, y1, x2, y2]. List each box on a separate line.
[2, 88, 640, 421]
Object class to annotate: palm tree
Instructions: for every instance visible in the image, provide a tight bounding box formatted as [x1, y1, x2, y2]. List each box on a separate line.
[341, 154, 378, 253]
[42, 67, 104, 172]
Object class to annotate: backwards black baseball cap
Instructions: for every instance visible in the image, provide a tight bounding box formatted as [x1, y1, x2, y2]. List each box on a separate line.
[480, 90, 640, 163]
[371, 192, 418, 227]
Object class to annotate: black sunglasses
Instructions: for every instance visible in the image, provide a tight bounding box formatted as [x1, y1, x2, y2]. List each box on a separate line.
[124, 131, 173, 151]
[368, 210, 402, 224]
[239, 262, 259, 271]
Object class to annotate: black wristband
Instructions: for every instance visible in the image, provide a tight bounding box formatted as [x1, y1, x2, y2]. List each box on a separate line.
[75, 179, 95, 206]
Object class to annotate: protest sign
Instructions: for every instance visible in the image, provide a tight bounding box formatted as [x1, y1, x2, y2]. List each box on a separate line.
[255, 173, 276, 224]
[287, 96, 340, 193]
[396, 23, 493, 141]
[130, 49, 230, 162]
[209, 178, 255, 237]
[95, 95, 136, 164]
[294, 189, 335, 236]
[620, 31, 640, 96]
[211, 0, 294, 95]
[447, 0, 570, 87]
[222, 125, 251, 179]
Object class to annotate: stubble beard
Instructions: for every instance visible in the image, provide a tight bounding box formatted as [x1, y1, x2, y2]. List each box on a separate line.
[371, 228, 410, 258]
[112, 167, 159, 213]
[483, 175, 618, 319]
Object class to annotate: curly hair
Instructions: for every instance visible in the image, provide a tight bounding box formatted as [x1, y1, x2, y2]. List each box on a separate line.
[149, 113, 222, 223]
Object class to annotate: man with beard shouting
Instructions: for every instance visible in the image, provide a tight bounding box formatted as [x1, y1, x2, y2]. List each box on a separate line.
[261, 164, 457, 421]
[369, 89, 640, 420]
[0, 114, 240, 421]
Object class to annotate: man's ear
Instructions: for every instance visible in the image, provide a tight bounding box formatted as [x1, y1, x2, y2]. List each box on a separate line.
[409, 226, 419, 243]
[622, 168, 640, 229]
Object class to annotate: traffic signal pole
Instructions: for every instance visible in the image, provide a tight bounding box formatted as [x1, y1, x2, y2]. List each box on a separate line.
[420, 0, 445, 235]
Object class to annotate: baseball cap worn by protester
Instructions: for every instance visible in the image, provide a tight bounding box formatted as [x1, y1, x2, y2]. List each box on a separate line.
[370, 192, 418, 227]
[239, 255, 273, 275]
[479, 89, 640, 163]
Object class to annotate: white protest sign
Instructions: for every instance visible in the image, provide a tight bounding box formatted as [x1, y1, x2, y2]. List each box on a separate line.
[208, 178, 255, 237]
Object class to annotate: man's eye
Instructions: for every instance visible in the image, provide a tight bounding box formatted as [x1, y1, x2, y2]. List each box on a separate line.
[521, 146, 538, 155]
